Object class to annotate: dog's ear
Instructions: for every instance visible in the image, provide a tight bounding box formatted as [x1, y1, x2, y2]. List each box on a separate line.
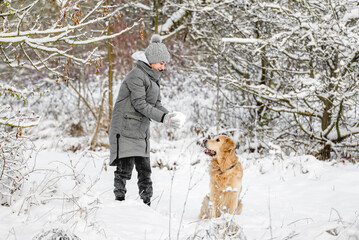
[222, 138, 235, 152]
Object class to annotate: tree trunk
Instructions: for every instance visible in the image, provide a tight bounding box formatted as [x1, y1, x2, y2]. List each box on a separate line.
[255, 20, 266, 121]
[90, 90, 107, 149]
[309, 46, 314, 79]
[216, 47, 220, 136]
[318, 56, 337, 160]
[107, 0, 114, 129]
[78, 67, 84, 109]
[154, 0, 159, 33]
[318, 54, 338, 160]
[319, 98, 332, 160]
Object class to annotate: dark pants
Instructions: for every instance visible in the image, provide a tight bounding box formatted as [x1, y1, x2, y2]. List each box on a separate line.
[114, 156, 153, 200]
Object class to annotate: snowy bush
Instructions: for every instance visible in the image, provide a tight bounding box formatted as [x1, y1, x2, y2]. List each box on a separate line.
[32, 228, 81, 240]
[0, 87, 39, 206]
[10, 151, 108, 237]
[337, 219, 359, 239]
[0, 128, 28, 205]
[0, 128, 32, 206]
[187, 217, 246, 240]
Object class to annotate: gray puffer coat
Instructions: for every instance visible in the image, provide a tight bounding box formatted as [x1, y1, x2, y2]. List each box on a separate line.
[109, 59, 168, 166]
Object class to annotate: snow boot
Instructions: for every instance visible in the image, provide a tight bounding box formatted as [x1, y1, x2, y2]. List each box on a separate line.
[116, 196, 125, 201]
[143, 198, 151, 206]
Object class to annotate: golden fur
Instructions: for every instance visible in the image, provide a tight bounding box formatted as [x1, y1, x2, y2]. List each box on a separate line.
[199, 136, 243, 219]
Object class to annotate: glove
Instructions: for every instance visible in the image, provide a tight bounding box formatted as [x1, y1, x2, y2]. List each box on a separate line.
[163, 113, 181, 129]
[163, 112, 186, 129]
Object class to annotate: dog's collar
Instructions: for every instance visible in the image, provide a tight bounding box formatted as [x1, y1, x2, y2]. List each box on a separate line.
[223, 161, 238, 172]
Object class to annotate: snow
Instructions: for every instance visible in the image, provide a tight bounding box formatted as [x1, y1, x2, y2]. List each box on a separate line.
[327, 126, 359, 140]
[130, 3, 152, 11]
[1, 139, 359, 239]
[260, 3, 292, 13]
[172, 111, 186, 129]
[159, 9, 186, 33]
[222, 38, 264, 44]
[343, 7, 359, 21]
[56, 0, 69, 8]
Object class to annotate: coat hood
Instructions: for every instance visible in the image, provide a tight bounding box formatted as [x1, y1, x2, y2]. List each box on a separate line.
[132, 51, 162, 81]
[131, 51, 149, 64]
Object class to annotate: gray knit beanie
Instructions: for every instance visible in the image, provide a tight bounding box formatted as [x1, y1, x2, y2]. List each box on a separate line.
[145, 34, 171, 64]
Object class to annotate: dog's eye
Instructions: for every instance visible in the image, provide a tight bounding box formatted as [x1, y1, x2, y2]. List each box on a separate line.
[216, 139, 220, 142]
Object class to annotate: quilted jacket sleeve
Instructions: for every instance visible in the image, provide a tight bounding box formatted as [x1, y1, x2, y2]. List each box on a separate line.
[126, 74, 165, 123]
[155, 90, 169, 114]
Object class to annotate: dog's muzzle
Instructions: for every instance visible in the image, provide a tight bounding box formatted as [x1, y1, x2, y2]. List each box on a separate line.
[203, 139, 216, 156]
[204, 148, 216, 157]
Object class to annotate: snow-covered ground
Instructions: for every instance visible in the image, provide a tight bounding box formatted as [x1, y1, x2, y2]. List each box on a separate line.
[1, 137, 359, 240]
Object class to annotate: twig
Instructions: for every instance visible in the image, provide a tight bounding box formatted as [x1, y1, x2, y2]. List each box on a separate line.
[16, 0, 40, 36]
[287, 218, 313, 226]
[154, 190, 164, 210]
[176, 168, 194, 240]
[329, 208, 343, 224]
[90, 89, 107, 148]
[168, 170, 176, 240]
[6, 227, 18, 240]
[268, 189, 273, 239]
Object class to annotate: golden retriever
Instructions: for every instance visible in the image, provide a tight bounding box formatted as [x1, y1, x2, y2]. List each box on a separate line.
[199, 135, 243, 219]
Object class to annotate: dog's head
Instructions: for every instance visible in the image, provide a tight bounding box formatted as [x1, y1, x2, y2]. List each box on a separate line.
[203, 135, 235, 157]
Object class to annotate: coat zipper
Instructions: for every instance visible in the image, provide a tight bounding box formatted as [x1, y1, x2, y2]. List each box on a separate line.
[116, 134, 120, 160]
[145, 133, 148, 153]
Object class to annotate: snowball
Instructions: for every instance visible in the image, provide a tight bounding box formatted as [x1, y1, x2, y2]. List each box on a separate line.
[172, 111, 186, 129]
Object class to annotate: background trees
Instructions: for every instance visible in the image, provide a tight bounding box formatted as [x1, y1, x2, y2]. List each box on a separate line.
[1, 1, 359, 187]
[216, 0, 359, 160]
[0, 0, 140, 204]
[166, 0, 359, 160]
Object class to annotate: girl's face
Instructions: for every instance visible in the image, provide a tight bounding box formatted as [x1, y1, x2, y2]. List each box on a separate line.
[150, 62, 166, 72]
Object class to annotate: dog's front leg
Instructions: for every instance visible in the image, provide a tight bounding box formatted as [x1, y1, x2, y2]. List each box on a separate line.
[209, 189, 217, 218]
[199, 195, 210, 219]
[210, 198, 220, 218]
[209, 183, 221, 218]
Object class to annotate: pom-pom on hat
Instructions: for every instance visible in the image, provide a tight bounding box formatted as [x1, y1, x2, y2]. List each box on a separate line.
[145, 34, 171, 64]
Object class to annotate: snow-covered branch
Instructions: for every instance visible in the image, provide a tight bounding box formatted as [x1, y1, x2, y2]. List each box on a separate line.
[222, 38, 264, 44]
[159, 8, 186, 34]
[0, 1, 137, 70]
